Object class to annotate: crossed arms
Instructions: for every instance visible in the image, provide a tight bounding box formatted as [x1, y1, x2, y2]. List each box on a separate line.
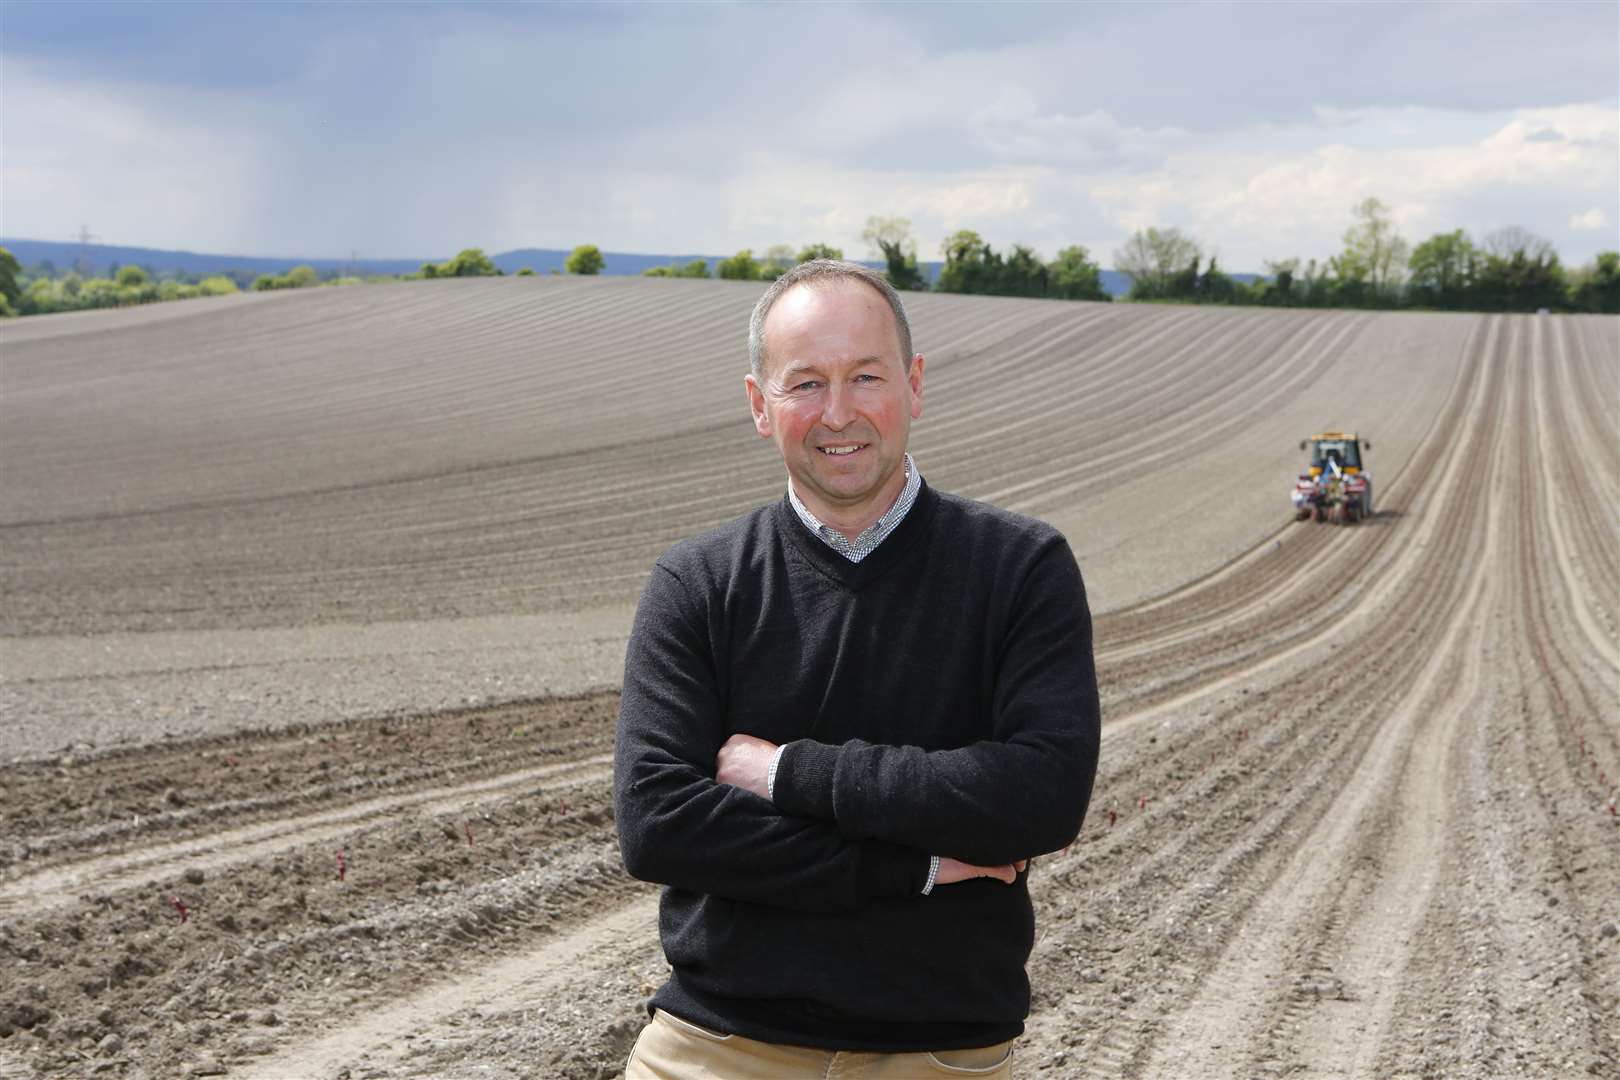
[613, 544, 1100, 913]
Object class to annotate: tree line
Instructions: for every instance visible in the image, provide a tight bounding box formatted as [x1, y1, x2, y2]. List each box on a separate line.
[5, 209, 1615, 318]
[624, 220, 1111, 302]
[0, 250, 244, 316]
[1110, 200, 1617, 314]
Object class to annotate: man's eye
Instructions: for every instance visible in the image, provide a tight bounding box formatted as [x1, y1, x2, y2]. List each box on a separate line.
[855, 374, 881, 383]
[793, 381, 820, 391]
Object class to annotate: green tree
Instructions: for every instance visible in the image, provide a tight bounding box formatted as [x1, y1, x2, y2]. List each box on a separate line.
[717, 249, 760, 280]
[1001, 244, 1048, 297]
[0, 246, 21, 310]
[796, 243, 844, 263]
[1259, 258, 1300, 306]
[862, 216, 927, 290]
[21, 278, 59, 314]
[443, 248, 500, 277]
[516, 266, 537, 276]
[115, 265, 149, 287]
[80, 278, 122, 308]
[1474, 227, 1565, 312]
[644, 259, 712, 279]
[1114, 227, 1201, 300]
[1332, 197, 1409, 304]
[1569, 251, 1620, 314]
[564, 245, 604, 275]
[936, 230, 992, 294]
[1195, 256, 1240, 303]
[758, 244, 795, 281]
[1047, 245, 1108, 301]
[198, 275, 239, 296]
[285, 265, 320, 288]
[252, 274, 285, 291]
[1406, 230, 1477, 309]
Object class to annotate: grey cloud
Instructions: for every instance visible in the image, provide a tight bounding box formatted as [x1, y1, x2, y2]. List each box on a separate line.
[4, 0, 1616, 264]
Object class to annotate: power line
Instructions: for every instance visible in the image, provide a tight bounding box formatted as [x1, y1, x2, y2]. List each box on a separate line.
[73, 224, 98, 276]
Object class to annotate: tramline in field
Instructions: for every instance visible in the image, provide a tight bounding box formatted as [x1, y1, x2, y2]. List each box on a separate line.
[1291, 430, 1373, 524]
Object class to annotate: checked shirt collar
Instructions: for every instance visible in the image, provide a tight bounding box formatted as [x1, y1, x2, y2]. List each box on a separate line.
[786, 454, 921, 564]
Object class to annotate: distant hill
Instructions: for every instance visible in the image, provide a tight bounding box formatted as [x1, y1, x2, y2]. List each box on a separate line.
[1, 238, 422, 282]
[1, 237, 1251, 298]
[0, 238, 924, 287]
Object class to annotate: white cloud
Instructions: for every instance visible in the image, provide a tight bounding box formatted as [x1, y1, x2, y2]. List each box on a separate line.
[1570, 208, 1610, 230]
[1085, 104, 1619, 267]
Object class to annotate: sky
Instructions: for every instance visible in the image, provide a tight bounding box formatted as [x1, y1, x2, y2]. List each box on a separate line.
[3, 1, 1617, 271]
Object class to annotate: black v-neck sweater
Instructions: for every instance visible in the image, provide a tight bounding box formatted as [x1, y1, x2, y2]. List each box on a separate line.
[614, 481, 1100, 1051]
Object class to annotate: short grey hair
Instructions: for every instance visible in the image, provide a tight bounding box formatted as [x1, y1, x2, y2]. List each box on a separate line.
[747, 259, 914, 382]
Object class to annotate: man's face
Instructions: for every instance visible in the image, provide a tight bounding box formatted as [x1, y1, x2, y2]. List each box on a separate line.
[745, 280, 924, 526]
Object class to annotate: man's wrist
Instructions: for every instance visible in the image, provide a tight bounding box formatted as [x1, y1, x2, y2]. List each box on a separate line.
[766, 744, 787, 802]
[769, 739, 839, 821]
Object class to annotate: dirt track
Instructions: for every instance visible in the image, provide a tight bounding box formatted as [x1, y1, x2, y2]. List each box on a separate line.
[1, 283, 1616, 1078]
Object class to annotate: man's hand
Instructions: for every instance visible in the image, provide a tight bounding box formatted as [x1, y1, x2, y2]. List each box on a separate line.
[936, 857, 1028, 887]
[716, 733, 779, 800]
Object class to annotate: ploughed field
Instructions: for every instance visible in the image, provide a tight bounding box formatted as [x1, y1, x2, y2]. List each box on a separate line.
[0, 278, 1615, 1079]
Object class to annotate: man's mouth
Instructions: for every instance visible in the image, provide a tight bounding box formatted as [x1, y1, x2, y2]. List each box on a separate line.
[817, 444, 866, 456]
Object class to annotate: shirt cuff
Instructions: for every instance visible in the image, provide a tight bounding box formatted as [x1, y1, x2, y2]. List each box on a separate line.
[921, 854, 940, 896]
[766, 744, 787, 802]
[769, 739, 839, 821]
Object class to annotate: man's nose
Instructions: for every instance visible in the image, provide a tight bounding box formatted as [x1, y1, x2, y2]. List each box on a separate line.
[821, 383, 855, 429]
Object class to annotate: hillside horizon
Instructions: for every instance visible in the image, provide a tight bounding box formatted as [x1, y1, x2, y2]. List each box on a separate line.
[1, 236, 1219, 298]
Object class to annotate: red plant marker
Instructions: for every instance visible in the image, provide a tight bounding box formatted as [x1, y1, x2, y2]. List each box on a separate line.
[1138, 795, 1147, 810]
[559, 799, 570, 816]
[336, 849, 347, 882]
[1108, 808, 1117, 827]
[224, 754, 240, 768]
[464, 822, 475, 847]
[172, 896, 188, 923]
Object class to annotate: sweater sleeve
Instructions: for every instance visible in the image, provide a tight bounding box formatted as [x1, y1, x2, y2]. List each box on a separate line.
[614, 562, 931, 911]
[771, 539, 1101, 867]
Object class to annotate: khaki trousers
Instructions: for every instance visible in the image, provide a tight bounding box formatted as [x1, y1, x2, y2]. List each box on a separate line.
[626, 1009, 1016, 1079]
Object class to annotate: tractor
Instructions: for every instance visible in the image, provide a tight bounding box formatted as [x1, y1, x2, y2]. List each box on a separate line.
[1290, 432, 1372, 524]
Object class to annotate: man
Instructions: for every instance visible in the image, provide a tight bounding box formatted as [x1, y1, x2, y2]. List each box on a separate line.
[614, 260, 1099, 1078]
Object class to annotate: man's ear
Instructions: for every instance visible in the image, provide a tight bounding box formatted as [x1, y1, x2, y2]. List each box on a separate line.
[745, 373, 772, 438]
[907, 354, 925, 420]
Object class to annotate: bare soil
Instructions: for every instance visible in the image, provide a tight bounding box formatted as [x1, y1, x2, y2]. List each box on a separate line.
[1, 285, 1615, 1078]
